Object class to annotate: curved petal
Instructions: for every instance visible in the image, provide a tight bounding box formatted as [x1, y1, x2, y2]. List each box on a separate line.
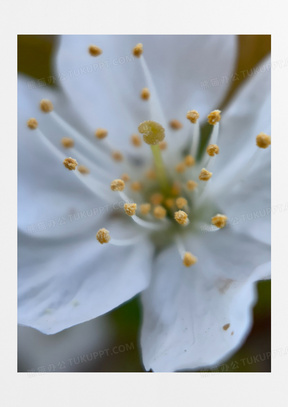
[141, 229, 270, 372]
[18, 218, 153, 334]
[54, 35, 237, 150]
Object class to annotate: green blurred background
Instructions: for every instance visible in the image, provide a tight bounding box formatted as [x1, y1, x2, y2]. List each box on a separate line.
[18, 35, 271, 372]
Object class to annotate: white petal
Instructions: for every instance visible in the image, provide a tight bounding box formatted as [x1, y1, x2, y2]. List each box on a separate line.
[18, 218, 153, 334]
[55, 35, 237, 148]
[141, 230, 270, 372]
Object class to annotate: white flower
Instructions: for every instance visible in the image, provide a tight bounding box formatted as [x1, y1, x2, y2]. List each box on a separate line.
[18, 35, 271, 372]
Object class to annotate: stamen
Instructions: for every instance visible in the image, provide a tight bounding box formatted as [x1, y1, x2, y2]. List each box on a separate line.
[131, 134, 142, 147]
[256, 132, 271, 149]
[111, 179, 125, 191]
[140, 203, 151, 215]
[77, 165, 90, 174]
[159, 141, 167, 151]
[184, 155, 195, 167]
[176, 197, 187, 209]
[186, 110, 199, 124]
[124, 203, 137, 216]
[112, 151, 124, 162]
[130, 181, 142, 192]
[206, 144, 219, 156]
[183, 252, 198, 267]
[132, 43, 143, 58]
[150, 193, 164, 205]
[175, 162, 186, 174]
[153, 205, 167, 219]
[174, 210, 189, 226]
[96, 228, 110, 244]
[40, 99, 53, 113]
[27, 118, 38, 129]
[89, 45, 102, 57]
[186, 180, 198, 191]
[61, 137, 74, 148]
[211, 214, 228, 229]
[95, 128, 108, 139]
[121, 173, 130, 182]
[169, 119, 183, 130]
[199, 168, 212, 181]
[207, 110, 221, 125]
[141, 88, 150, 100]
[63, 157, 78, 170]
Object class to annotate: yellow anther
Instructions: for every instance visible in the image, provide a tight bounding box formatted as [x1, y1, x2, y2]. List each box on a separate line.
[96, 228, 110, 244]
[150, 192, 164, 205]
[141, 87, 150, 100]
[184, 155, 195, 167]
[159, 141, 167, 151]
[207, 110, 221, 125]
[27, 118, 38, 129]
[171, 182, 181, 196]
[175, 162, 186, 174]
[140, 203, 151, 215]
[183, 252, 198, 267]
[153, 205, 167, 219]
[130, 181, 142, 192]
[121, 173, 130, 182]
[206, 144, 220, 156]
[132, 43, 143, 57]
[199, 168, 212, 181]
[146, 168, 157, 180]
[131, 134, 142, 147]
[174, 210, 189, 226]
[95, 128, 108, 139]
[61, 137, 74, 148]
[40, 99, 53, 113]
[256, 132, 271, 149]
[176, 197, 187, 209]
[211, 214, 228, 229]
[223, 323, 230, 331]
[112, 151, 123, 162]
[186, 180, 198, 191]
[186, 110, 199, 124]
[138, 121, 165, 145]
[169, 119, 183, 130]
[63, 157, 78, 170]
[88, 45, 102, 57]
[77, 165, 90, 174]
[110, 179, 125, 191]
[124, 203, 137, 216]
[165, 198, 175, 209]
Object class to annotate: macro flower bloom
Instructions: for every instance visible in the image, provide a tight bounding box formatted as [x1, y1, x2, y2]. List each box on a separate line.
[18, 35, 271, 372]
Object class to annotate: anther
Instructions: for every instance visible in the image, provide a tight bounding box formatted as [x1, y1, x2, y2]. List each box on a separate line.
[40, 99, 53, 113]
[211, 214, 228, 229]
[150, 193, 164, 205]
[184, 155, 195, 167]
[112, 151, 123, 162]
[206, 144, 219, 156]
[141, 88, 150, 100]
[175, 162, 186, 174]
[159, 141, 167, 151]
[207, 110, 221, 125]
[121, 173, 130, 182]
[186, 180, 198, 191]
[77, 165, 90, 174]
[186, 110, 199, 124]
[27, 118, 38, 129]
[146, 168, 157, 180]
[96, 228, 110, 244]
[140, 203, 151, 215]
[153, 205, 167, 219]
[132, 43, 143, 57]
[171, 182, 181, 196]
[124, 203, 137, 216]
[138, 121, 165, 145]
[131, 134, 142, 147]
[111, 179, 125, 191]
[199, 168, 212, 181]
[183, 252, 198, 267]
[61, 137, 74, 148]
[95, 128, 108, 139]
[169, 119, 183, 130]
[174, 210, 189, 226]
[165, 198, 175, 209]
[176, 197, 187, 209]
[88, 45, 102, 57]
[63, 157, 78, 170]
[130, 181, 142, 192]
[256, 132, 271, 149]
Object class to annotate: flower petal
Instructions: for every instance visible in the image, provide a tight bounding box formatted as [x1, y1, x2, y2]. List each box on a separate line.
[18, 218, 153, 334]
[141, 230, 270, 372]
